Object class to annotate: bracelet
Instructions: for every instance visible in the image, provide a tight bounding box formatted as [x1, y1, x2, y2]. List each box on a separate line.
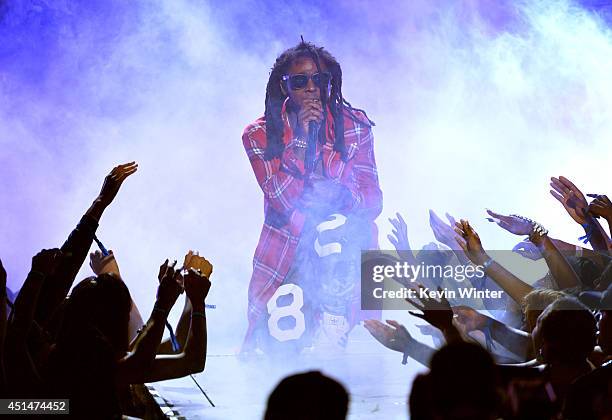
[482, 258, 494, 270]
[529, 222, 549, 242]
[192, 311, 206, 318]
[578, 223, 593, 244]
[510, 214, 548, 241]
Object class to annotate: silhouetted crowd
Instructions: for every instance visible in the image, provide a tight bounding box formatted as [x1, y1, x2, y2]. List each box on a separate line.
[2, 166, 611, 419]
[364, 175, 612, 419]
[1, 163, 211, 419]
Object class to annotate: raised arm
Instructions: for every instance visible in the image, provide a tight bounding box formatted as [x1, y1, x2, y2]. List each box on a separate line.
[588, 193, 612, 244]
[487, 211, 581, 290]
[531, 230, 581, 289]
[387, 212, 418, 265]
[5, 249, 62, 392]
[145, 263, 211, 382]
[155, 251, 210, 354]
[90, 250, 144, 342]
[455, 219, 533, 305]
[116, 260, 182, 385]
[406, 285, 467, 345]
[35, 162, 138, 327]
[364, 319, 436, 367]
[429, 210, 472, 266]
[453, 306, 531, 360]
[9, 250, 62, 342]
[550, 176, 611, 251]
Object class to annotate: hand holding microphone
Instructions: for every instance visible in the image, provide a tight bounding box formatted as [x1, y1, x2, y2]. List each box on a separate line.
[297, 98, 323, 136]
[297, 98, 323, 172]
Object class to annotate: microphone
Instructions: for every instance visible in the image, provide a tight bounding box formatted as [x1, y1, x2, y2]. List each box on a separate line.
[305, 120, 318, 172]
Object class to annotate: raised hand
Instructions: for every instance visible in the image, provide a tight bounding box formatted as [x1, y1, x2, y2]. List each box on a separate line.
[486, 210, 533, 235]
[156, 260, 183, 311]
[363, 319, 412, 353]
[429, 210, 461, 249]
[31, 248, 62, 276]
[550, 176, 588, 225]
[182, 251, 213, 278]
[98, 162, 138, 207]
[406, 285, 454, 332]
[588, 194, 612, 221]
[184, 268, 212, 307]
[512, 240, 543, 260]
[454, 220, 488, 265]
[388, 212, 412, 250]
[89, 250, 120, 277]
[452, 306, 489, 334]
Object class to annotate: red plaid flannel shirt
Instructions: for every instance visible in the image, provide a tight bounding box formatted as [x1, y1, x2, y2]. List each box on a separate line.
[242, 99, 383, 340]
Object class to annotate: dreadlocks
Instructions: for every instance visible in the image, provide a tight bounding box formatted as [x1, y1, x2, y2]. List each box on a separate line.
[263, 41, 375, 161]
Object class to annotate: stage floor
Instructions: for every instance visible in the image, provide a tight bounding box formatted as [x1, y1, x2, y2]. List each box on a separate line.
[149, 326, 427, 419]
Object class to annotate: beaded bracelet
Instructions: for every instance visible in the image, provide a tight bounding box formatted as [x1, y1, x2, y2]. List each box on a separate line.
[528, 223, 549, 242]
[509, 214, 548, 239]
[192, 311, 206, 318]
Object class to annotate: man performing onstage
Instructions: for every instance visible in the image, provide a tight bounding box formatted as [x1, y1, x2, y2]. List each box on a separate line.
[242, 41, 383, 355]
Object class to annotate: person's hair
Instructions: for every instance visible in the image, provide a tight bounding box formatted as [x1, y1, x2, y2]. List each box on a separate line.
[57, 273, 132, 354]
[522, 288, 566, 312]
[538, 297, 596, 362]
[263, 41, 374, 161]
[264, 370, 348, 420]
[410, 342, 498, 420]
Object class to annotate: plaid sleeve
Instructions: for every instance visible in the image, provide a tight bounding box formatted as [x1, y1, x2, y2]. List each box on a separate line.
[242, 121, 305, 215]
[345, 115, 383, 218]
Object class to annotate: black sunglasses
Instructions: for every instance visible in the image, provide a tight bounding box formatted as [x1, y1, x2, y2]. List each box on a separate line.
[282, 72, 332, 91]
